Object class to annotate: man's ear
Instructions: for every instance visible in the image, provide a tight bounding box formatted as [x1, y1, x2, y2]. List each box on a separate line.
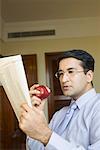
[86, 70, 94, 83]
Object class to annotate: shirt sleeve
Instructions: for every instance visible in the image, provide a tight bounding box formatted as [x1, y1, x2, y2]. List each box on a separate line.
[45, 132, 86, 150]
[26, 136, 45, 150]
[89, 102, 100, 150]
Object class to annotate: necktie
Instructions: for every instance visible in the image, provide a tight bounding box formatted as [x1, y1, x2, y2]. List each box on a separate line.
[56, 102, 78, 135]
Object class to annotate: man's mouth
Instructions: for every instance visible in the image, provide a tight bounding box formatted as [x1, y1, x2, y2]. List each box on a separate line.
[63, 85, 71, 90]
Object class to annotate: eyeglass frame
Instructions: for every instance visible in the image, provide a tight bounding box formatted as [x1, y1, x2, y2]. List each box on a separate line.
[55, 68, 88, 79]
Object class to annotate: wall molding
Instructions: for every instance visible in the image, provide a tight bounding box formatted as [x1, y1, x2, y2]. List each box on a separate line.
[2, 17, 100, 41]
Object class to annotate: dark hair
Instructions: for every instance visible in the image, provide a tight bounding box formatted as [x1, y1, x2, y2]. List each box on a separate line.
[58, 49, 95, 73]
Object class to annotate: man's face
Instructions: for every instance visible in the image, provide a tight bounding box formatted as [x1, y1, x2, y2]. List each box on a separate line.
[58, 57, 93, 99]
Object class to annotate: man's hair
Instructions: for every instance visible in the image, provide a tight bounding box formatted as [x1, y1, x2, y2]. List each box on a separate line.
[58, 49, 95, 73]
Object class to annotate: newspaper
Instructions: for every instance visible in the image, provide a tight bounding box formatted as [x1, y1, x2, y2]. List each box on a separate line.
[0, 55, 32, 121]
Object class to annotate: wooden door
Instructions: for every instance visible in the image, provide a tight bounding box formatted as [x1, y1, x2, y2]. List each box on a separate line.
[0, 54, 38, 150]
[45, 52, 71, 121]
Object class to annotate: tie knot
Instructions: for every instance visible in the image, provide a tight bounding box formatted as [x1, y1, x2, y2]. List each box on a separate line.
[66, 102, 77, 114]
[70, 102, 77, 110]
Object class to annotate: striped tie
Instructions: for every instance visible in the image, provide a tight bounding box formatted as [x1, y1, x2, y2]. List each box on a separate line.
[56, 102, 78, 135]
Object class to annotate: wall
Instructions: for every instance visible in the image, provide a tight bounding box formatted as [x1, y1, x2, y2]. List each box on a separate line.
[1, 17, 100, 119]
[0, 40, 1, 53]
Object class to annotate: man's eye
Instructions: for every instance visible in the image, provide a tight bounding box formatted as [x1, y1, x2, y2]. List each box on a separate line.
[68, 70, 74, 74]
[59, 72, 63, 76]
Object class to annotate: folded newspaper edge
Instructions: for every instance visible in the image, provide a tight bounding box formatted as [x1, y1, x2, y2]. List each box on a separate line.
[0, 55, 32, 121]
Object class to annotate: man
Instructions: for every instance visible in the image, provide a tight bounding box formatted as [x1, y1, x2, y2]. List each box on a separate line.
[19, 49, 100, 150]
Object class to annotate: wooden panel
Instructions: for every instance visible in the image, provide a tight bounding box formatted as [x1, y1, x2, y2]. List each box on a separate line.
[22, 55, 38, 87]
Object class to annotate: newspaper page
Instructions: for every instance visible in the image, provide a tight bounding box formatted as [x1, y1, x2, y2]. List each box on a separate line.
[0, 55, 32, 121]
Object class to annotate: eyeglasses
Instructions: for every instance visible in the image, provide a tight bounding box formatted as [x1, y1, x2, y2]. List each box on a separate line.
[55, 68, 84, 79]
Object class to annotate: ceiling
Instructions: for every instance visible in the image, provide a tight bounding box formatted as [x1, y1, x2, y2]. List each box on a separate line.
[1, 0, 100, 23]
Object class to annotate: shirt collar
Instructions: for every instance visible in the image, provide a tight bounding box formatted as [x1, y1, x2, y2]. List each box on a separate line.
[75, 88, 96, 110]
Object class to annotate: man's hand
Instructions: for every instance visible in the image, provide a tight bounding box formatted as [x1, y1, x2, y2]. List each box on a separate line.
[29, 84, 47, 110]
[19, 103, 52, 145]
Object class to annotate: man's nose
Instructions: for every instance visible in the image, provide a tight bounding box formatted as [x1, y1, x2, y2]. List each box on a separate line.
[62, 73, 70, 82]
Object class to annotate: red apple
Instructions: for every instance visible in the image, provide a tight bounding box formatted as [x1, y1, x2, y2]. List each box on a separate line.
[35, 85, 51, 100]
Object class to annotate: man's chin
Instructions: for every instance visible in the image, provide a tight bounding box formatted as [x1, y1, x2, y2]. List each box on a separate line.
[63, 91, 71, 97]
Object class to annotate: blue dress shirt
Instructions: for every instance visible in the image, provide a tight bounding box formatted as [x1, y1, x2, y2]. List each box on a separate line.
[27, 88, 100, 150]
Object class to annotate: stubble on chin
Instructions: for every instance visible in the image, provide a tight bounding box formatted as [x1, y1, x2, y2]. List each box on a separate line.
[62, 90, 75, 98]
